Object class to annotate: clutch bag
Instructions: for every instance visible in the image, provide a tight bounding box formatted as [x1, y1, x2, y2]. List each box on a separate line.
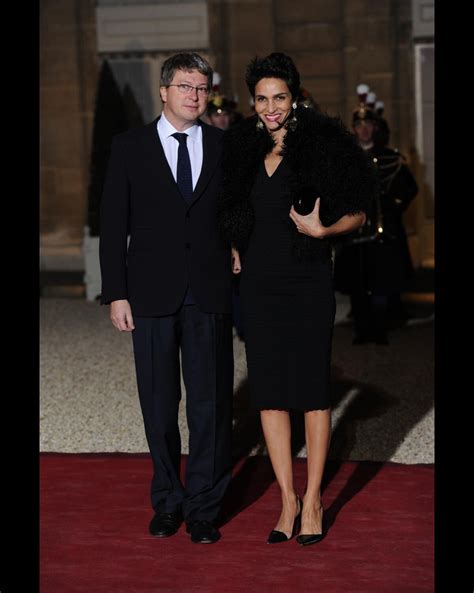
[293, 186, 319, 215]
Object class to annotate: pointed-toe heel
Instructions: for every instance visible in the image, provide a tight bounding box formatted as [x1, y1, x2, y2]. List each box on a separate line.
[267, 529, 291, 544]
[296, 531, 325, 546]
[296, 505, 325, 546]
[267, 495, 302, 544]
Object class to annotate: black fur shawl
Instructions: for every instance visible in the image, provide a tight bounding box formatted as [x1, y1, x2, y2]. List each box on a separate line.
[217, 106, 378, 260]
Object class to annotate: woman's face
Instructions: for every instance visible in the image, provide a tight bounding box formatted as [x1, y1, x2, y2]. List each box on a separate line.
[254, 78, 293, 133]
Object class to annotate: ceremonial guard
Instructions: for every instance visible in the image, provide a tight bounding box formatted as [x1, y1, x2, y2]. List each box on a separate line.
[334, 87, 418, 344]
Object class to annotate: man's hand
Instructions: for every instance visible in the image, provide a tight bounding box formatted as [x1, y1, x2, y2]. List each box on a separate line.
[231, 247, 241, 274]
[110, 299, 135, 332]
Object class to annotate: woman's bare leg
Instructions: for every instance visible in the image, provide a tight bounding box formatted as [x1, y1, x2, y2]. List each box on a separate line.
[300, 408, 331, 534]
[260, 409, 300, 537]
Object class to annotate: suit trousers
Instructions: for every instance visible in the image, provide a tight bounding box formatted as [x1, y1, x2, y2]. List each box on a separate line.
[131, 305, 233, 523]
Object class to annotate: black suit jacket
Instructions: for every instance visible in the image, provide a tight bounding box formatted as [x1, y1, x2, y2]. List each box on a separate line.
[99, 118, 232, 316]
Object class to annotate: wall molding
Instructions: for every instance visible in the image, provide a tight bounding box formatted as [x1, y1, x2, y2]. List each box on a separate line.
[412, 0, 434, 40]
[96, 2, 209, 53]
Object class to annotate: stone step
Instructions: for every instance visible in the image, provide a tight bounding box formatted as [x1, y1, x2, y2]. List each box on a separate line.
[41, 285, 86, 298]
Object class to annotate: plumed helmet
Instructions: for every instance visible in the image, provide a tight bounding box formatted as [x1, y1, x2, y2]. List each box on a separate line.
[353, 83, 378, 124]
[207, 93, 233, 115]
[352, 104, 378, 124]
[207, 71, 234, 115]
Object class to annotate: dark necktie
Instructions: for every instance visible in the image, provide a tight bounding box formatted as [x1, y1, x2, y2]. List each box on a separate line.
[171, 132, 195, 305]
[172, 132, 193, 203]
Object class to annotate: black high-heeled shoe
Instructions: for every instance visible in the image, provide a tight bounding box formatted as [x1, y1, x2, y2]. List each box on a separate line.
[296, 504, 325, 546]
[267, 495, 302, 544]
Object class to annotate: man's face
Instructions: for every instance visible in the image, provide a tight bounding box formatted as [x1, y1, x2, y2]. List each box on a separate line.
[353, 120, 376, 144]
[160, 69, 209, 130]
[209, 112, 231, 130]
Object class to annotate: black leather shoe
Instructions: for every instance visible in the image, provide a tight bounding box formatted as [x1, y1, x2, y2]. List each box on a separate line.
[149, 511, 182, 537]
[186, 520, 221, 544]
[296, 505, 325, 546]
[267, 495, 302, 544]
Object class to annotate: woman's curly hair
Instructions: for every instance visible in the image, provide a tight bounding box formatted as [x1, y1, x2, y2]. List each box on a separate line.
[245, 52, 301, 100]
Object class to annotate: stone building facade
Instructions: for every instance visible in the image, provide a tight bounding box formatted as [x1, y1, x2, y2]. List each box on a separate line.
[40, 0, 98, 270]
[40, 0, 434, 274]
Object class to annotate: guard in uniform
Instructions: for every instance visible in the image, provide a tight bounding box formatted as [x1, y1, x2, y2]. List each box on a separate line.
[205, 72, 243, 131]
[334, 99, 418, 344]
[206, 80, 245, 337]
[206, 93, 233, 131]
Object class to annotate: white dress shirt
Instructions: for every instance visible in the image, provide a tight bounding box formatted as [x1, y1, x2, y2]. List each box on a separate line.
[157, 112, 203, 190]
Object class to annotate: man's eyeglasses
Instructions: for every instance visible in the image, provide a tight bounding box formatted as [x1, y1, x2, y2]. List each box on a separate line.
[167, 84, 210, 97]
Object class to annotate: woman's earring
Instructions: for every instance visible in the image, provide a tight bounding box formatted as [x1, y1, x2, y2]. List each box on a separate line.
[292, 101, 297, 109]
[256, 118, 264, 130]
[286, 105, 298, 131]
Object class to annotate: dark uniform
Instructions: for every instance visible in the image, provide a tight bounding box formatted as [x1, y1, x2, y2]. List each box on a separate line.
[334, 106, 418, 344]
[206, 90, 245, 338]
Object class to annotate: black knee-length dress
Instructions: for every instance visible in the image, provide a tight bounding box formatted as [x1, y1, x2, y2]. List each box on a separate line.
[239, 159, 336, 411]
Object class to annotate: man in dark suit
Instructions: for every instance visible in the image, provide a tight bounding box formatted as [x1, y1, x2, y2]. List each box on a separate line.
[99, 53, 233, 544]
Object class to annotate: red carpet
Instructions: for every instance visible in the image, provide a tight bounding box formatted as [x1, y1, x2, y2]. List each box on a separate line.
[40, 454, 433, 593]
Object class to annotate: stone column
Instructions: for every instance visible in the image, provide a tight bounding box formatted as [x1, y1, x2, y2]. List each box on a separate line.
[40, 0, 98, 270]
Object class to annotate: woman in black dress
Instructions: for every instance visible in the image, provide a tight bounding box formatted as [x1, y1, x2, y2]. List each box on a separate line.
[218, 53, 376, 545]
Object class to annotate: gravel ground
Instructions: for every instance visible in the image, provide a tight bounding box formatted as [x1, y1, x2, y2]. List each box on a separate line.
[40, 297, 433, 463]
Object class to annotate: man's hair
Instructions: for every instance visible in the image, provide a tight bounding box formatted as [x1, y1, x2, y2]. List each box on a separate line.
[160, 52, 213, 88]
[245, 52, 300, 100]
